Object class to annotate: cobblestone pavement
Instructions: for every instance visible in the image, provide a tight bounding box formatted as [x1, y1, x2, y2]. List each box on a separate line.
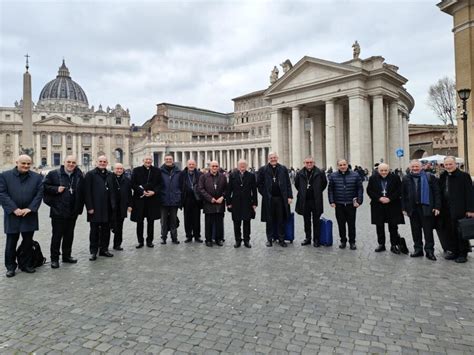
[0, 185, 473, 354]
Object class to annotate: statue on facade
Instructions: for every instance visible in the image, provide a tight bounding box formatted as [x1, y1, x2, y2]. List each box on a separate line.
[352, 40, 361, 59]
[280, 59, 293, 74]
[270, 66, 279, 85]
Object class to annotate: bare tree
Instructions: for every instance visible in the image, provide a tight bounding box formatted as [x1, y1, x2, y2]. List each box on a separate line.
[427, 76, 457, 126]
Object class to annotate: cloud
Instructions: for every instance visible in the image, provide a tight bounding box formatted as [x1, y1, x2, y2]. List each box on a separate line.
[0, 0, 455, 125]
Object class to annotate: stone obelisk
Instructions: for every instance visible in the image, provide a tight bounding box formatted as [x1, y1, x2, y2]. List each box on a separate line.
[21, 54, 34, 157]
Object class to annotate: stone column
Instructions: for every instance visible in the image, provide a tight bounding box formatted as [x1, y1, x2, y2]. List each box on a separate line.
[325, 99, 336, 170]
[13, 133, 20, 160]
[334, 101, 345, 162]
[404, 116, 410, 168]
[62, 134, 67, 162]
[287, 114, 292, 167]
[348, 94, 371, 168]
[291, 106, 301, 169]
[77, 135, 82, 166]
[226, 150, 230, 170]
[204, 150, 208, 165]
[35, 133, 41, 166]
[312, 115, 324, 167]
[260, 147, 266, 167]
[388, 101, 400, 167]
[372, 95, 386, 164]
[46, 133, 52, 166]
[270, 109, 283, 157]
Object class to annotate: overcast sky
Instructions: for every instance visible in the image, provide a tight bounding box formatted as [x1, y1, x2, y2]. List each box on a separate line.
[0, 0, 454, 125]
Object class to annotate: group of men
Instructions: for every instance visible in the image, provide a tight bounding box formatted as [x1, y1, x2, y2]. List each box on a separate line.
[0, 152, 473, 278]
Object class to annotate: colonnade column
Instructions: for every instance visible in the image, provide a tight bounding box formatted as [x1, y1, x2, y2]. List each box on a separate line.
[291, 106, 301, 169]
[372, 95, 386, 164]
[325, 99, 336, 169]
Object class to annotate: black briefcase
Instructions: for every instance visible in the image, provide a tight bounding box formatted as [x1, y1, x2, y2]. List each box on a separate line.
[458, 218, 474, 240]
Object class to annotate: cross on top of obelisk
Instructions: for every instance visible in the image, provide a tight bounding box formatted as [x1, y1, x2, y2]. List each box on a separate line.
[24, 53, 30, 72]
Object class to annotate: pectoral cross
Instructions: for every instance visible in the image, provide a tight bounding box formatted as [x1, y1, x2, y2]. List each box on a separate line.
[273, 177, 276, 183]
[214, 183, 217, 190]
[307, 183, 311, 189]
[69, 187, 74, 194]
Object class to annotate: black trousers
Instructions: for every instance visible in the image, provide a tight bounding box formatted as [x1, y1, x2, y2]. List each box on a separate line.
[265, 196, 285, 242]
[136, 217, 154, 244]
[205, 213, 224, 242]
[303, 199, 322, 242]
[89, 222, 110, 254]
[409, 205, 435, 253]
[376, 223, 400, 246]
[161, 206, 178, 241]
[5, 231, 34, 271]
[112, 216, 125, 248]
[233, 220, 251, 243]
[444, 216, 470, 257]
[335, 204, 357, 244]
[51, 217, 77, 261]
[183, 197, 201, 240]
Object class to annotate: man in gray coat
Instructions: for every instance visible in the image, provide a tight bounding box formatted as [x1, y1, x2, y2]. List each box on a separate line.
[0, 155, 43, 278]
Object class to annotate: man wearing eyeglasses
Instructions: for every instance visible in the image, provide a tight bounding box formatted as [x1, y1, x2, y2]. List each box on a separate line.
[0, 155, 43, 278]
[43, 155, 84, 268]
[198, 160, 227, 247]
[295, 157, 327, 247]
[257, 152, 293, 247]
[84, 155, 113, 260]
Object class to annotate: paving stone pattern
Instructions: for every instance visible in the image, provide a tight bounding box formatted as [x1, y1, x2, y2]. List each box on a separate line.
[0, 185, 473, 354]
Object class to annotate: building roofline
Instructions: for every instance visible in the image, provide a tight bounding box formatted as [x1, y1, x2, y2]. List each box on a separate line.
[157, 102, 232, 116]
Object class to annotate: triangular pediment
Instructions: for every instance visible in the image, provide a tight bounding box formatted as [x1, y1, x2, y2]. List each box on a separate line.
[265, 56, 361, 95]
[34, 115, 76, 126]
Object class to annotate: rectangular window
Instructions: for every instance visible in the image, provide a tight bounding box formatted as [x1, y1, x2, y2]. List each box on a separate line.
[67, 117, 71, 121]
[52, 134, 61, 145]
[5, 114, 11, 120]
[82, 134, 92, 145]
[53, 153, 61, 166]
[115, 117, 122, 125]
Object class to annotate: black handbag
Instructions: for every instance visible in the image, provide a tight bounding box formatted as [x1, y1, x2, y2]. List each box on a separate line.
[457, 218, 474, 240]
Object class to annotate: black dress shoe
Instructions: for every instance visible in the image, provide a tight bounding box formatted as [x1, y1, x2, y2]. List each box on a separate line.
[195, 238, 203, 243]
[301, 239, 311, 246]
[375, 245, 386, 253]
[349, 243, 357, 250]
[244, 242, 251, 248]
[444, 251, 457, 260]
[216, 240, 224, 247]
[339, 242, 347, 249]
[160, 239, 167, 245]
[135, 243, 144, 249]
[6, 270, 15, 278]
[410, 251, 424, 258]
[23, 266, 36, 273]
[172, 239, 180, 245]
[205, 241, 213, 247]
[234, 241, 242, 248]
[63, 257, 78, 263]
[455, 256, 468, 263]
[426, 252, 437, 261]
[147, 243, 155, 248]
[279, 241, 288, 247]
[184, 238, 192, 243]
[89, 254, 97, 261]
[266, 240, 273, 247]
[113, 246, 123, 251]
[313, 241, 321, 248]
[390, 245, 401, 254]
[99, 251, 114, 257]
[51, 261, 60, 269]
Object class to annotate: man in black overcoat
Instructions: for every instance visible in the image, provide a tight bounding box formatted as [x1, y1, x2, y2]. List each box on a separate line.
[43, 155, 84, 268]
[295, 156, 327, 247]
[401, 159, 441, 261]
[438, 156, 474, 263]
[226, 159, 258, 248]
[198, 160, 227, 247]
[367, 163, 404, 254]
[130, 156, 162, 248]
[0, 155, 43, 278]
[180, 159, 203, 243]
[257, 152, 293, 247]
[109, 163, 132, 251]
[84, 155, 113, 260]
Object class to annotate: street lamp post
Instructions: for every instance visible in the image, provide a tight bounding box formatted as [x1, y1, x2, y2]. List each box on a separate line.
[458, 88, 471, 174]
